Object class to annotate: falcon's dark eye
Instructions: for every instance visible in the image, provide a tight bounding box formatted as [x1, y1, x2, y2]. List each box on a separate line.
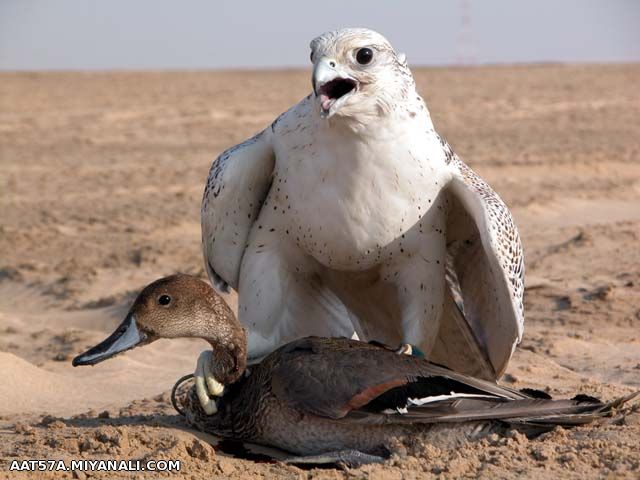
[356, 47, 374, 65]
[310, 51, 314, 63]
[158, 295, 171, 306]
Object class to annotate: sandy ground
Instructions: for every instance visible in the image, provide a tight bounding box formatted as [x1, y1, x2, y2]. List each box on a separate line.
[1, 64, 639, 478]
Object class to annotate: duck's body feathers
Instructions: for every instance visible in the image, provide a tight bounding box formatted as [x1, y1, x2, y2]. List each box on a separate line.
[180, 337, 635, 457]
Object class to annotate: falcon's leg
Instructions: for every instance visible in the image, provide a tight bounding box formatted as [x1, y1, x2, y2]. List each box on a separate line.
[193, 350, 224, 414]
[283, 449, 389, 468]
[239, 234, 354, 362]
[392, 245, 446, 357]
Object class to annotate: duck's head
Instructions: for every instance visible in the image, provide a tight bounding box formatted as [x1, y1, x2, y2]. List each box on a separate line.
[72, 274, 247, 383]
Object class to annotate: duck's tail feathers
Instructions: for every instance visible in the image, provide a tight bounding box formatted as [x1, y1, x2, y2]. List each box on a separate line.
[353, 392, 639, 432]
[500, 392, 638, 437]
[412, 391, 637, 424]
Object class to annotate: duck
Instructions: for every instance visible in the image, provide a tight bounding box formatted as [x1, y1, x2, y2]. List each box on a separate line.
[73, 274, 635, 467]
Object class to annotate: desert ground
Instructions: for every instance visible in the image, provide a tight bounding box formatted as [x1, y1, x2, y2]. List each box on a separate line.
[1, 64, 639, 478]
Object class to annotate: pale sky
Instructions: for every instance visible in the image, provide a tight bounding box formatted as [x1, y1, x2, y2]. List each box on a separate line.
[0, 0, 638, 71]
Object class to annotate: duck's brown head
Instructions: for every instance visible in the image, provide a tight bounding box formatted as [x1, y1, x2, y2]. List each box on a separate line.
[72, 274, 246, 381]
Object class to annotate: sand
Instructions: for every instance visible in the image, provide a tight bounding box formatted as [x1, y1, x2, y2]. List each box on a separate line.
[0, 64, 639, 478]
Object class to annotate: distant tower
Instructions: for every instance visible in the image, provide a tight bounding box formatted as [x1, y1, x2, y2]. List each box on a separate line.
[456, 0, 477, 65]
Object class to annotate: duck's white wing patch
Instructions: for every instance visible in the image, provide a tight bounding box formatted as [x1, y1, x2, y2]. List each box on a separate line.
[383, 393, 502, 415]
[443, 149, 525, 378]
[407, 392, 499, 406]
[202, 129, 275, 291]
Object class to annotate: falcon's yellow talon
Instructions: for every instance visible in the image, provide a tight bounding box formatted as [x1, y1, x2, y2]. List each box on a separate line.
[194, 351, 222, 415]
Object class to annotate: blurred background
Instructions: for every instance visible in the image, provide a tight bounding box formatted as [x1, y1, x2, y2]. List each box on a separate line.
[1, 0, 639, 70]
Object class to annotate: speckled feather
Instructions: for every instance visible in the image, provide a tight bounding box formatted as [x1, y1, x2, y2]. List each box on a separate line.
[449, 152, 525, 318]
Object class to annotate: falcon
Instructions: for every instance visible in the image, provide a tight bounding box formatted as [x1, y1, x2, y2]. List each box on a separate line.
[201, 28, 524, 382]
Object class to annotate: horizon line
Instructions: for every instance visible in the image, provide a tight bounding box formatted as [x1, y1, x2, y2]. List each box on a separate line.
[2, 59, 639, 75]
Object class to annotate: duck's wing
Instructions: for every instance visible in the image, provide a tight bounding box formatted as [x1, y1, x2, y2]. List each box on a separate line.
[432, 142, 525, 379]
[269, 337, 526, 420]
[202, 129, 275, 292]
[269, 338, 636, 430]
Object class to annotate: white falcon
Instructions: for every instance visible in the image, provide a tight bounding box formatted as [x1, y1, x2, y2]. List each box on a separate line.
[199, 28, 524, 389]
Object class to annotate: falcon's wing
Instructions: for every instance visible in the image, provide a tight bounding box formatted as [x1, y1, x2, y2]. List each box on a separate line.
[438, 143, 524, 378]
[202, 129, 275, 292]
[269, 337, 526, 420]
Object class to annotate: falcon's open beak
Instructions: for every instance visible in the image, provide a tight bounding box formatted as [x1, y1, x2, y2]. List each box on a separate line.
[312, 57, 357, 118]
[72, 313, 150, 366]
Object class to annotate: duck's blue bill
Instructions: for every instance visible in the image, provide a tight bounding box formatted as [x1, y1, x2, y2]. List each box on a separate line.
[72, 314, 146, 366]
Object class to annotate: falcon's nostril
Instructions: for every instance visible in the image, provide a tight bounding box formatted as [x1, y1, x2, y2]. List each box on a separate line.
[329, 61, 336, 67]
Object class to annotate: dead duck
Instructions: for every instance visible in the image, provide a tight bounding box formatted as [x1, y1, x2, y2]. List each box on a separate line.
[73, 274, 636, 466]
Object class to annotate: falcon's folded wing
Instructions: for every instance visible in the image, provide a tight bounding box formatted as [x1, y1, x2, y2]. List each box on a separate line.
[202, 129, 275, 292]
[439, 149, 525, 378]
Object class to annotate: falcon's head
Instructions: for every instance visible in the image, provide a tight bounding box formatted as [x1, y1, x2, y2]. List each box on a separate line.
[310, 28, 412, 121]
